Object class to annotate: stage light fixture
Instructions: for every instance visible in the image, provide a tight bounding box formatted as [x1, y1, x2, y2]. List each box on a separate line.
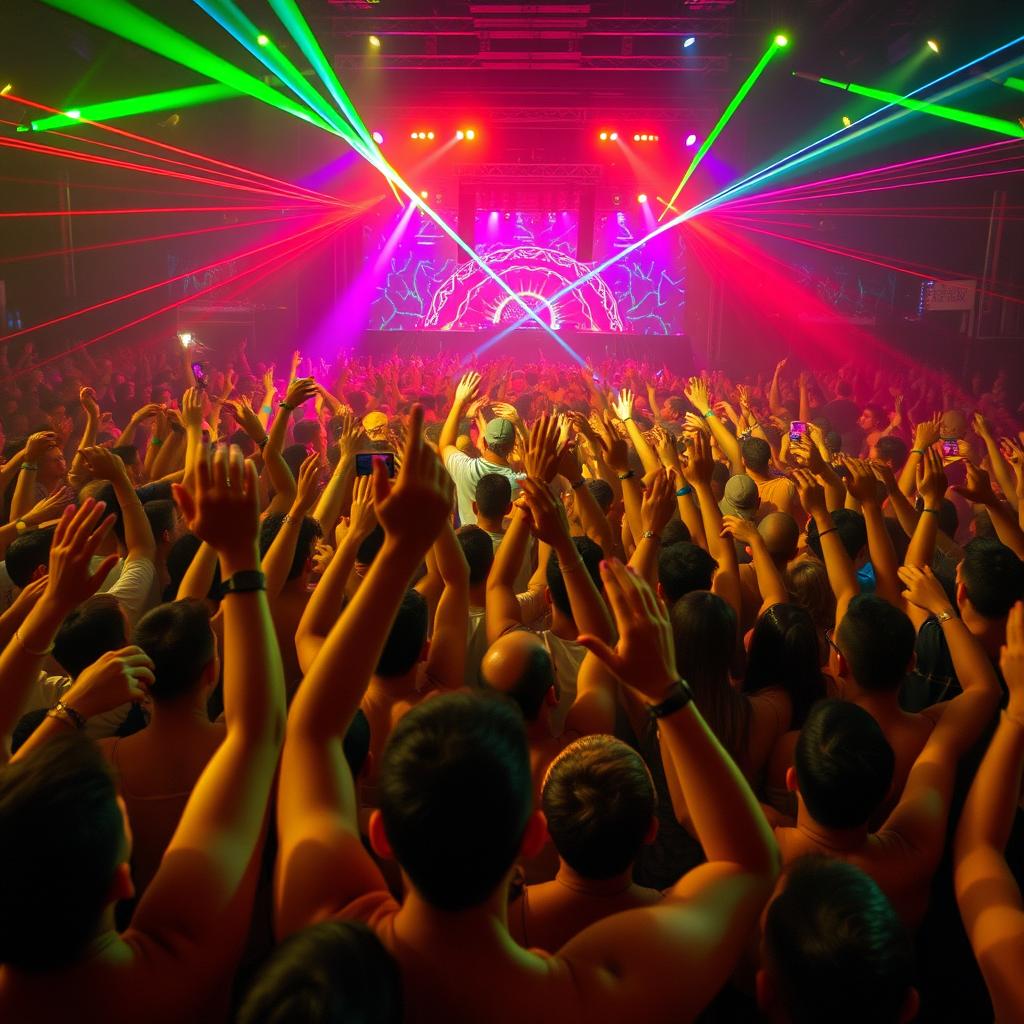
[427, 130, 435, 139]
[419, 189, 428, 199]
[178, 331, 194, 347]
[775, 34, 789, 47]
[0, 84, 11, 97]
[371, 130, 384, 143]
[633, 133, 640, 141]
[683, 36, 695, 48]
[610, 131, 618, 140]
[369, 35, 381, 48]
[599, 131, 608, 140]
[638, 193, 648, 203]
[466, 129, 476, 140]
[841, 115, 852, 127]
[927, 39, 940, 54]
[256, 33, 269, 47]
[640, 133, 648, 141]
[685, 133, 697, 146]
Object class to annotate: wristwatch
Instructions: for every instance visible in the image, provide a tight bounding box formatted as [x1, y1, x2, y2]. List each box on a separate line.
[936, 609, 957, 625]
[646, 680, 694, 719]
[220, 570, 267, 597]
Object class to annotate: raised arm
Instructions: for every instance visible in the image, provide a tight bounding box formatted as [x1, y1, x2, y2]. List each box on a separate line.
[67, 388, 100, 489]
[439, 371, 481, 454]
[421, 518, 470, 691]
[954, 462, 1024, 560]
[132, 445, 286, 951]
[973, 413, 1018, 512]
[613, 388, 660, 475]
[262, 453, 321, 601]
[9, 432, 58, 523]
[844, 456, 903, 610]
[685, 376, 742, 474]
[565, 560, 778, 1021]
[263, 377, 317, 517]
[954, 601, 1024, 1022]
[628, 467, 675, 588]
[902, 449, 949, 630]
[276, 406, 452, 937]
[78, 446, 156, 563]
[721, 515, 789, 614]
[899, 414, 941, 498]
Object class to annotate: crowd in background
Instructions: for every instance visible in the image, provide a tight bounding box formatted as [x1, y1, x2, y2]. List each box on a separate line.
[0, 334, 1021, 1023]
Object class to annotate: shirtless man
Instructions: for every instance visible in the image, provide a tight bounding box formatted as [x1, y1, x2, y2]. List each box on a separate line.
[274, 408, 780, 1024]
[0, 446, 286, 1022]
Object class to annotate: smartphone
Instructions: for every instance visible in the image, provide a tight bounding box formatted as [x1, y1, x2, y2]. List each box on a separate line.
[191, 361, 207, 390]
[789, 420, 807, 442]
[355, 451, 396, 478]
[941, 439, 960, 458]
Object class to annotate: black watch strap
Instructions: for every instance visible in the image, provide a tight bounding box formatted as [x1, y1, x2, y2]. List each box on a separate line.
[220, 570, 267, 597]
[646, 680, 694, 719]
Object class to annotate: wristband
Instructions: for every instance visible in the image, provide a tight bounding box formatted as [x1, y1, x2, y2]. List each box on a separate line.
[641, 530, 660, 543]
[220, 570, 267, 597]
[257, 437, 269, 449]
[702, 409, 716, 419]
[910, 448, 925, 456]
[47, 700, 86, 731]
[20, 462, 38, 472]
[278, 401, 295, 412]
[617, 470, 635, 481]
[150, 437, 163, 447]
[261, 404, 272, 414]
[621, 416, 633, 423]
[935, 609, 957, 625]
[676, 485, 693, 497]
[646, 680, 694, 719]
[817, 526, 838, 539]
[921, 507, 940, 515]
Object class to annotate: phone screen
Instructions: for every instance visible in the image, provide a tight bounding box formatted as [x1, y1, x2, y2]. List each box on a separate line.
[355, 452, 396, 478]
[191, 361, 207, 389]
[789, 420, 807, 442]
[941, 439, 960, 458]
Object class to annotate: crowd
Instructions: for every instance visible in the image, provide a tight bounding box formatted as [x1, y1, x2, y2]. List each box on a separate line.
[0, 335, 1021, 1023]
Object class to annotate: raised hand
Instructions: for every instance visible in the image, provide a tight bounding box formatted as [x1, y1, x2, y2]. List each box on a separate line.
[292, 453, 323, 517]
[345, 474, 378, 543]
[683, 376, 711, 415]
[454, 371, 482, 407]
[227, 396, 266, 441]
[524, 413, 564, 483]
[77, 445, 128, 483]
[792, 468, 827, 520]
[681, 431, 714, 487]
[916, 447, 948, 509]
[842, 456, 880, 504]
[898, 564, 954, 617]
[721, 514, 760, 547]
[594, 412, 629, 473]
[64, 646, 155, 720]
[972, 411, 992, 440]
[576, 559, 677, 701]
[373, 405, 453, 557]
[612, 388, 636, 422]
[181, 386, 204, 431]
[172, 445, 260, 564]
[954, 461, 999, 506]
[1001, 602, 1024, 719]
[24, 431, 58, 461]
[79, 386, 100, 420]
[282, 377, 317, 410]
[518, 477, 571, 547]
[913, 414, 942, 452]
[44, 500, 119, 614]
[641, 468, 676, 537]
[23, 485, 74, 526]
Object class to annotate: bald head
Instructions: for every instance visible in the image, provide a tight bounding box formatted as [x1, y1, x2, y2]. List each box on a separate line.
[481, 632, 555, 722]
[759, 512, 800, 566]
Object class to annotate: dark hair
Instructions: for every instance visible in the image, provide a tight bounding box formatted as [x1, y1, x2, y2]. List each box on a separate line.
[835, 595, 915, 692]
[5, 527, 55, 588]
[873, 436, 908, 468]
[482, 639, 554, 722]
[293, 419, 321, 446]
[357, 524, 386, 566]
[671, 592, 748, 760]
[111, 444, 138, 467]
[475, 473, 512, 519]
[344, 709, 372, 780]
[260, 513, 321, 582]
[457, 524, 495, 587]
[165, 533, 222, 602]
[282, 443, 309, 482]
[376, 589, 428, 678]
[546, 536, 603, 619]
[237, 919, 402, 1024]
[740, 437, 772, 474]
[658, 542, 716, 603]
[378, 692, 531, 910]
[660, 519, 691, 547]
[53, 595, 126, 679]
[542, 735, 655, 879]
[0, 733, 123, 970]
[585, 478, 614, 514]
[805, 509, 867, 561]
[143, 499, 177, 543]
[785, 559, 837, 634]
[795, 699, 894, 828]
[960, 538, 1024, 619]
[744, 604, 825, 729]
[132, 600, 215, 702]
[765, 856, 912, 1024]
[836, 379, 853, 399]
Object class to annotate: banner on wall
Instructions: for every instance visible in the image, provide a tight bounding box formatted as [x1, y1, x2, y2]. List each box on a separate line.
[924, 279, 976, 312]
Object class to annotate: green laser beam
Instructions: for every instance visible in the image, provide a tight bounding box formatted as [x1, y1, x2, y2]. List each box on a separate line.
[21, 83, 238, 133]
[1004, 76, 1024, 92]
[657, 36, 785, 221]
[40, 0, 345, 138]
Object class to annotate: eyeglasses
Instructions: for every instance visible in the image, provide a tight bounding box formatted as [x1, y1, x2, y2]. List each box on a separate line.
[824, 628, 842, 658]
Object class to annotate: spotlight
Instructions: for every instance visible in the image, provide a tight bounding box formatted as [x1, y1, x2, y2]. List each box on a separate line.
[0, 84, 11, 97]
[637, 193, 648, 203]
[256, 33, 270, 47]
[419, 190, 428, 199]
[66, 110, 81, 119]
[927, 39, 940, 54]
[683, 36, 695, 48]
[774, 34, 789, 47]
[427, 131, 435, 139]
[465, 129, 475, 140]
[633, 133, 640, 141]
[685, 133, 697, 146]
[456, 129, 465, 140]
[371, 130, 384, 144]
[640, 133, 648, 141]
[369, 35, 381, 47]
[841, 115, 852, 127]
[610, 131, 618, 140]
[599, 131, 608, 140]
[178, 332, 194, 347]
[410, 131, 417, 138]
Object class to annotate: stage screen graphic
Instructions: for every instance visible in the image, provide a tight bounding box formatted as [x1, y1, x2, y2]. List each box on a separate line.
[365, 209, 685, 334]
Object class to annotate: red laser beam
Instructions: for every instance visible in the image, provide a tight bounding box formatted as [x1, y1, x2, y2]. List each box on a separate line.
[0, 211, 322, 265]
[714, 217, 1024, 305]
[0, 135, 331, 206]
[1, 225, 341, 384]
[0, 205, 319, 218]
[1, 92, 339, 205]
[1, 213, 348, 342]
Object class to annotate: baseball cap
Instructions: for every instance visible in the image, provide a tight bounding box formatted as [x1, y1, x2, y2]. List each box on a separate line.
[719, 474, 759, 519]
[362, 411, 388, 434]
[484, 418, 515, 448]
